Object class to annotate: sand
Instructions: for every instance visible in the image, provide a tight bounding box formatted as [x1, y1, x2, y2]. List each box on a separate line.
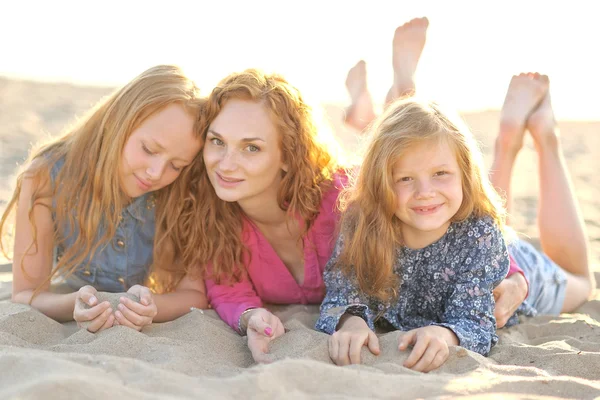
[0, 77, 599, 399]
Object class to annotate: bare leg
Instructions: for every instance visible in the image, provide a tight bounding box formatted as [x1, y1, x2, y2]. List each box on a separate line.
[385, 17, 429, 105]
[344, 60, 377, 132]
[489, 73, 548, 220]
[526, 84, 593, 311]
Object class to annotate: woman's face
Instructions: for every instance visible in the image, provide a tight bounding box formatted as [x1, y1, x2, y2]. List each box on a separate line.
[120, 103, 201, 199]
[203, 99, 287, 206]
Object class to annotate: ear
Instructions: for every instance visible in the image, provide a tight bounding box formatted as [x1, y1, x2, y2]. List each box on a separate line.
[282, 162, 289, 173]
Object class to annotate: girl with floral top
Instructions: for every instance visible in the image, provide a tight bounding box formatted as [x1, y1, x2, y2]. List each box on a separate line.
[316, 77, 593, 372]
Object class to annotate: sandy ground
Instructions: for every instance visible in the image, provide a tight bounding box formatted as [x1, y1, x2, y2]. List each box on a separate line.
[0, 77, 599, 399]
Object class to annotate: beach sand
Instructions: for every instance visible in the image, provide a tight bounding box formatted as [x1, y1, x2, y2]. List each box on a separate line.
[0, 77, 599, 399]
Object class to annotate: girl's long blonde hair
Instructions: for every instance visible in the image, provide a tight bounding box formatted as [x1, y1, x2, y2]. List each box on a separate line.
[152, 69, 340, 290]
[338, 98, 506, 302]
[0, 65, 204, 295]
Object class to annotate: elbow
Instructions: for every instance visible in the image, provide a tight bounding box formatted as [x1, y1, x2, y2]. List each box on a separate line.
[11, 289, 32, 305]
[192, 291, 209, 309]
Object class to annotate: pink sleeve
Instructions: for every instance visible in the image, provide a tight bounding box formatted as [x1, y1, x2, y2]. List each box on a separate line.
[205, 275, 263, 332]
[506, 254, 529, 296]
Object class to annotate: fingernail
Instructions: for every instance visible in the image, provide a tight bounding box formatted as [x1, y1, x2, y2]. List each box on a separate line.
[118, 304, 124, 310]
[89, 296, 97, 305]
[264, 327, 272, 336]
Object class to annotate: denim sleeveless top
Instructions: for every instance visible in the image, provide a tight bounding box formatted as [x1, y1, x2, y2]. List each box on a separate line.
[49, 157, 156, 292]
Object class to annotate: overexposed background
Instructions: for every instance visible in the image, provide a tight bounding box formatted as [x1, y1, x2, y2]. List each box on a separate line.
[2, 0, 598, 120]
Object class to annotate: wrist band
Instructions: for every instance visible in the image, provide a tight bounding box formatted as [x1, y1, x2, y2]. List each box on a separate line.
[237, 308, 257, 336]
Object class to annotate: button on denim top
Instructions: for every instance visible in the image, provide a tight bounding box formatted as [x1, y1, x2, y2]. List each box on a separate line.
[50, 157, 156, 292]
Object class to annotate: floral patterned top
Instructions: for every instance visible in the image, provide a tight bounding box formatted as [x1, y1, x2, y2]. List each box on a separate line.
[315, 215, 510, 356]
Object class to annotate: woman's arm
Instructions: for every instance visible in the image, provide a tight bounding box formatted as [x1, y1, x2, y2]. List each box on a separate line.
[153, 274, 208, 322]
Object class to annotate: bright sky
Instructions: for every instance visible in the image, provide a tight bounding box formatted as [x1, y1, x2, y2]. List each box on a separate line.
[2, 0, 598, 120]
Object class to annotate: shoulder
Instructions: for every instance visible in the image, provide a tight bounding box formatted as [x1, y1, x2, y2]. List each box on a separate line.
[450, 214, 501, 241]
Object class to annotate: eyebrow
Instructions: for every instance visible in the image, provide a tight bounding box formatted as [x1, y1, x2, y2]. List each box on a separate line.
[150, 139, 192, 164]
[393, 163, 453, 173]
[208, 129, 266, 143]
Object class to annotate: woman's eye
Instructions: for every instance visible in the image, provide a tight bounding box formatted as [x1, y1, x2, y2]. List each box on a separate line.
[210, 138, 224, 146]
[434, 171, 449, 177]
[396, 176, 412, 183]
[246, 144, 260, 152]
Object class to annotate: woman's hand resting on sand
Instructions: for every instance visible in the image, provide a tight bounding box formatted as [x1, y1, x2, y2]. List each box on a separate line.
[241, 308, 285, 363]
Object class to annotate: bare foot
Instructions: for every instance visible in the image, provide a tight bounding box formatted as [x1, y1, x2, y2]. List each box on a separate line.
[526, 78, 559, 150]
[344, 60, 376, 132]
[498, 73, 549, 153]
[385, 17, 429, 104]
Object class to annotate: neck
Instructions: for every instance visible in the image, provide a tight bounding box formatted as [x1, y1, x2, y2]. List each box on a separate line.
[239, 186, 288, 227]
[401, 220, 451, 249]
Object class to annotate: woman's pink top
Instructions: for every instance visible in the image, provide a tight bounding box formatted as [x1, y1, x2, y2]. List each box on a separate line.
[205, 174, 348, 331]
[205, 172, 527, 331]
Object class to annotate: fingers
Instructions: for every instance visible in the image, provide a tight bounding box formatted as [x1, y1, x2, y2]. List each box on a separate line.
[114, 309, 142, 331]
[348, 334, 364, 364]
[248, 333, 272, 364]
[336, 334, 351, 365]
[366, 331, 381, 355]
[78, 286, 99, 307]
[423, 348, 449, 373]
[495, 311, 508, 329]
[398, 330, 416, 351]
[75, 301, 111, 323]
[411, 345, 439, 372]
[116, 303, 148, 327]
[97, 313, 116, 332]
[248, 315, 274, 337]
[138, 286, 152, 306]
[403, 333, 428, 368]
[120, 296, 156, 318]
[328, 336, 339, 363]
[85, 307, 113, 333]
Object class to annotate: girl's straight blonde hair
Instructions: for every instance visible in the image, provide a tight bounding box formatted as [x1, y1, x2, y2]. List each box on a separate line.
[0, 65, 204, 296]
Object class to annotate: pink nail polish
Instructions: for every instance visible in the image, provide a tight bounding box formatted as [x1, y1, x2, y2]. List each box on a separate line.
[264, 327, 272, 336]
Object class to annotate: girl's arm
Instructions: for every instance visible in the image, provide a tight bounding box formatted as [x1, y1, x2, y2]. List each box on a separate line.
[436, 218, 511, 356]
[11, 174, 79, 321]
[315, 235, 376, 334]
[152, 274, 208, 322]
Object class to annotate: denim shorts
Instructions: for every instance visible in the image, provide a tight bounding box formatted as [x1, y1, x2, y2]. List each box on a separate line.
[508, 239, 568, 315]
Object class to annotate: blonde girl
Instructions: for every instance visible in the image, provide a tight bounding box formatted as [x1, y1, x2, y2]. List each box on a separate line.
[317, 87, 593, 372]
[1, 65, 208, 332]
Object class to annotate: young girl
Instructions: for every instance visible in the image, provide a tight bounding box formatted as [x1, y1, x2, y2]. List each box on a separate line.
[343, 16, 529, 326]
[316, 87, 593, 372]
[0, 65, 208, 332]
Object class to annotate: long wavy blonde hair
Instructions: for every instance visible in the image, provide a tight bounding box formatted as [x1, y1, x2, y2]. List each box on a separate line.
[338, 98, 506, 302]
[152, 69, 340, 290]
[0, 65, 204, 295]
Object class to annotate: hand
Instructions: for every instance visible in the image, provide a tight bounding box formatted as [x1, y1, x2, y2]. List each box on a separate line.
[114, 285, 158, 331]
[73, 285, 114, 333]
[243, 308, 285, 363]
[493, 272, 528, 328]
[398, 326, 457, 373]
[329, 314, 380, 366]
